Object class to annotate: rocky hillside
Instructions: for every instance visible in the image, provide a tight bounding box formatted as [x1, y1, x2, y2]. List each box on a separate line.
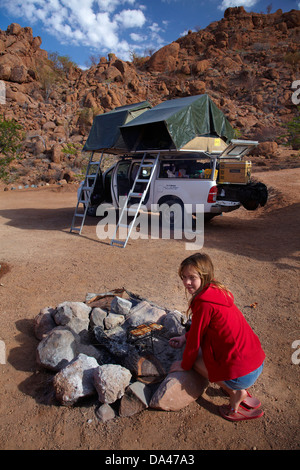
[0, 6, 299, 187]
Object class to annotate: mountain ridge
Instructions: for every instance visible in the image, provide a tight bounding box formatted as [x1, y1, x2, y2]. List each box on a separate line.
[0, 6, 299, 186]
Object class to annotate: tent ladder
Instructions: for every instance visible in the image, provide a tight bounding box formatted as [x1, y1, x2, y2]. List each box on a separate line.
[70, 151, 103, 235]
[111, 153, 159, 248]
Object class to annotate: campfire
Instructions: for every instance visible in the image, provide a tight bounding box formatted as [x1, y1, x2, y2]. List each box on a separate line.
[34, 288, 208, 420]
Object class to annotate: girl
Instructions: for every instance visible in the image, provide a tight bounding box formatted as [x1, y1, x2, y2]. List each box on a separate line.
[169, 252, 265, 422]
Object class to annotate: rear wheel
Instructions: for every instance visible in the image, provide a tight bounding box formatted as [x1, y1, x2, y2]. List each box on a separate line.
[159, 198, 184, 230]
[204, 213, 218, 222]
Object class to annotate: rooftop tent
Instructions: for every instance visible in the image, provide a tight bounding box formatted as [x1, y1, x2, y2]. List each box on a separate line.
[120, 94, 235, 153]
[82, 101, 152, 154]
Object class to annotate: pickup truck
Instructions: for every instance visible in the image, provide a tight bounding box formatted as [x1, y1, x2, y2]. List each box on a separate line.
[80, 140, 268, 225]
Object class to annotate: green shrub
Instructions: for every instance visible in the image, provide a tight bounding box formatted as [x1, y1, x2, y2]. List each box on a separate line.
[0, 116, 23, 180]
[37, 51, 77, 100]
[284, 52, 300, 72]
[36, 64, 59, 100]
[48, 52, 77, 74]
[281, 106, 300, 151]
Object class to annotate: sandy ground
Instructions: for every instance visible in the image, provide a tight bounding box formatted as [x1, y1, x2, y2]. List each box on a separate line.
[0, 167, 299, 451]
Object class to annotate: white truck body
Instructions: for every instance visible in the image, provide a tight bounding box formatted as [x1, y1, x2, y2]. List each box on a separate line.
[110, 157, 220, 215]
[82, 140, 268, 219]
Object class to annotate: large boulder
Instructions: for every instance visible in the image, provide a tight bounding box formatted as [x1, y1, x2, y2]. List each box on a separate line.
[147, 42, 180, 73]
[8, 23, 22, 35]
[252, 141, 278, 157]
[126, 300, 166, 327]
[10, 65, 28, 83]
[93, 364, 132, 404]
[150, 370, 208, 411]
[36, 327, 78, 371]
[0, 64, 11, 81]
[54, 301, 91, 334]
[53, 353, 99, 406]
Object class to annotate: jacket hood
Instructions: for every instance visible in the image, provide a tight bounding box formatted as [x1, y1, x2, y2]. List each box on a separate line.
[194, 284, 234, 307]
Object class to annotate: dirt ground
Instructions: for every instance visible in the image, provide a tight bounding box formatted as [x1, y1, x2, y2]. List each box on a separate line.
[0, 165, 299, 451]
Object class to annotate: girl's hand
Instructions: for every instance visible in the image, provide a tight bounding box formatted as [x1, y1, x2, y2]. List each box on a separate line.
[169, 361, 185, 373]
[169, 334, 186, 349]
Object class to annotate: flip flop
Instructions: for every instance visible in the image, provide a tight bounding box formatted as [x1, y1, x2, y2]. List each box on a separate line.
[219, 404, 264, 422]
[240, 391, 261, 410]
[221, 388, 261, 410]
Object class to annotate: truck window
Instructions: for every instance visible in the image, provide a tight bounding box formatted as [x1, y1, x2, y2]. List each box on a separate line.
[158, 159, 212, 179]
[130, 162, 152, 183]
[117, 161, 131, 196]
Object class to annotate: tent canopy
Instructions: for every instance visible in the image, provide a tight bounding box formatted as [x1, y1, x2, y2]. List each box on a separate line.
[82, 101, 152, 153]
[120, 94, 235, 153]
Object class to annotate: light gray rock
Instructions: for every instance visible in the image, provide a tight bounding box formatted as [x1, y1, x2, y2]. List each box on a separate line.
[36, 327, 78, 371]
[159, 311, 185, 338]
[110, 296, 132, 316]
[34, 306, 57, 340]
[95, 403, 116, 422]
[56, 301, 91, 321]
[54, 301, 91, 334]
[119, 381, 154, 417]
[93, 364, 132, 404]
[126, 300, 166, 327]
[90, 307, 107, 329]
[53, 353, 99, 406]
[104, 313, 125, 330]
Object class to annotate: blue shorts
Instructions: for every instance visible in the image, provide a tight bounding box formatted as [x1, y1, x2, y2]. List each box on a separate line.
[224, 362, 264, 390]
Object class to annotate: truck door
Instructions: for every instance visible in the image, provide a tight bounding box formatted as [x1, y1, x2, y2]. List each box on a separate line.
[129, 160, 154, 205]
[112, 160, 131, 207]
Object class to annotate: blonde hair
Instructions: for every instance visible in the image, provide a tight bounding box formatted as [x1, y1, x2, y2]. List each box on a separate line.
[178, 252, 232, 318]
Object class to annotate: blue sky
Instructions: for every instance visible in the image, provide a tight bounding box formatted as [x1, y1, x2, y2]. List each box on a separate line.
[0, 0, 298, 69]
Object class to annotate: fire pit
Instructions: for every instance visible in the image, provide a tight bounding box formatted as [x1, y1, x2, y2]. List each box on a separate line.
[34, 288, 208, 419]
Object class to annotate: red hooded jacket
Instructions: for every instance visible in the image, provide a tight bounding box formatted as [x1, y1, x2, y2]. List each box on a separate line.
[181, 284, 265, 382]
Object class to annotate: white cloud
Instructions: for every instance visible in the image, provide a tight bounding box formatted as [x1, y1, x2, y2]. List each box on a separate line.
[0, 0, 149, 60]
[218, 0, 258, 10]
[97, 0, 123, 12]
[149, 22, 161, 33]
[130, 32, 146, 41]
[114, 9, 146, 28]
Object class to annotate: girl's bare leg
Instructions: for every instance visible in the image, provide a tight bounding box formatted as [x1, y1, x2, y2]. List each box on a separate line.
[192, 351, 248, 413]
[216, 381, 248, 413]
